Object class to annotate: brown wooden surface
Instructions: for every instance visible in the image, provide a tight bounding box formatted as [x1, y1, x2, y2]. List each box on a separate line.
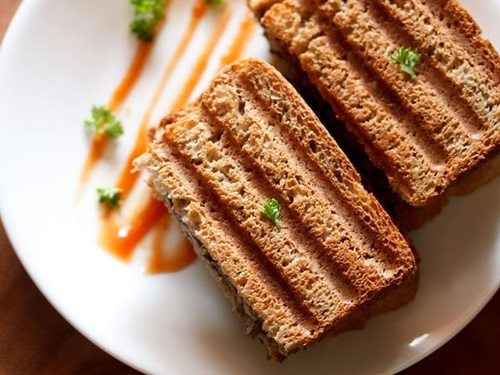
[0, 1, 498, 374]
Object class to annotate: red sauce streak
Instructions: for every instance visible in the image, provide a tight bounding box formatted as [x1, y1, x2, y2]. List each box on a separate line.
[169, 8, 233, 112]
[147, 217, 197, 274]
[79, 43, 153, 186]
[115, 1, 209, 200]
[108, 42, 154, 111]
[98, 0, 210, 268]
[79, 3, 171, 187]
[99, 5, 256, 273]
[99, 197, 166, 261]
[79, 135, 108, 188]
[220, 12, 256, 66]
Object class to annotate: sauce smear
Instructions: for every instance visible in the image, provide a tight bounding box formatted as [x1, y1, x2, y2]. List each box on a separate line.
[79, 2, 171, 186]
[105, 6, 232, 272]
[114, 0, 209, 199]
[220, 13, 256, 66]
[80, 136, 108, 187]
[147, 217, 196, 273]
[99, 197, 166, 261]
[108, 42, 154, 111]
[169, 8, 233, 112]
[94, 4, 257, 273]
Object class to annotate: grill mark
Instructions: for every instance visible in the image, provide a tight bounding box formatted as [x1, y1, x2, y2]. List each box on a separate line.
[420, 0, 500, 84]
[201, 83, 396, 293]
[318, 24, 449, 167]
[297, 37, 425, 201]
[371, 0, 498, 132]
[328, 1, 481, 161]
[225, 72, 403, 265]
[309, 28, 450, 179]
[231, 67, 415, 269]
[262, 0, 450, 201]
[164, 117, 357, 324]
[260, 0, 500, 205]
[242, 108, 400, 275]
[147, 139, 320, 336]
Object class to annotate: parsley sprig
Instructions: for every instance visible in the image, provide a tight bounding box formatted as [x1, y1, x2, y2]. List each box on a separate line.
[261, 198, 281, 229]
[96, 187, 123, 208]
[85, 105, 124, 139]
[130, 0, 166, 42]
[390, 47, 421, 79]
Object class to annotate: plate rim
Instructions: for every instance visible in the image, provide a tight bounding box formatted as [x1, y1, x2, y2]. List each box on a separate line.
[0, 0, 498, 374]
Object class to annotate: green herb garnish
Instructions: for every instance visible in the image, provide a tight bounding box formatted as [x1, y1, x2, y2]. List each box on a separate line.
[261, 198, 281, 229]
[96, 187, 122, 208]
[390, 47, 421, 79]
[129, 0, 166, 42]
[205, 0, 224, 5]
[84, 105, 123, 139]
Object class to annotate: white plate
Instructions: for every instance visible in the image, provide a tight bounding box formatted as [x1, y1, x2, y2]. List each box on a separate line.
[0, 0, 499, 374]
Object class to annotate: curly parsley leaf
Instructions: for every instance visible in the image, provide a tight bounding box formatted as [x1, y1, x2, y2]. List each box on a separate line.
[96, 187, 123, 208]
[261, 198, 281, 229]
[84, 105, 124, 139]
[129, 0, 166, 42]
[390, 47, 421, 79]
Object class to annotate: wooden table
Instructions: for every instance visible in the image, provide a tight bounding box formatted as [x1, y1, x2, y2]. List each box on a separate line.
[0, 1, 498, 373]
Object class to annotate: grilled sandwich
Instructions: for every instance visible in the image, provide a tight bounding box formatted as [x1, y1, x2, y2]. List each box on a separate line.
[249, 0, 500, 223]
[136, 59, 418, 360]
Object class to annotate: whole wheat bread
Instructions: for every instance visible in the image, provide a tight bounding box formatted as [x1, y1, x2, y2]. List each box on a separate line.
[136, 59, 418, 360]
[249, 0, 500, 209]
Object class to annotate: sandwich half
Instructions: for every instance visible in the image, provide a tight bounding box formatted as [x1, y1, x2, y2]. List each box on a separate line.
[248, 0, 500, 225]
[135, 59, 417, 360]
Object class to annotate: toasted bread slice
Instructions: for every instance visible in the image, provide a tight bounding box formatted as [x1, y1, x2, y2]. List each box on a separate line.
[250, 0, 500, 207]
[136, 59, 417, 360]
